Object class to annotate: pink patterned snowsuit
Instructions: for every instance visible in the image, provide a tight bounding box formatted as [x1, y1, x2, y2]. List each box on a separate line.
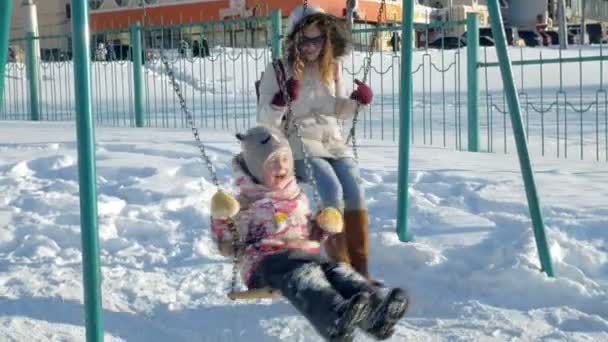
[210, 154, 398, 342]
[211, 156, 325, 286]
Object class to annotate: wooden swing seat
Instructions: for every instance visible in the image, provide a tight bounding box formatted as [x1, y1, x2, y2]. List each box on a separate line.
[227, 287, 281, 300]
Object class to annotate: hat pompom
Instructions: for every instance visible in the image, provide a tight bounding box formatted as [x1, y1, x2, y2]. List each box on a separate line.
[285, 5, 325, 37]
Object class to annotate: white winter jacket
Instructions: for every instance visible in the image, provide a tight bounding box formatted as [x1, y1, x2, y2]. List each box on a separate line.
[257, 61, 360, 160]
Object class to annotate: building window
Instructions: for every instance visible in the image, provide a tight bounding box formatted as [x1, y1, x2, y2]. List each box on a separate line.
[115, 0, 130, 6]
[145, 0, 157, 4]
[89, 0, 104, 10]
[144, 27, 181, 49]
[66, 4, 71, 19]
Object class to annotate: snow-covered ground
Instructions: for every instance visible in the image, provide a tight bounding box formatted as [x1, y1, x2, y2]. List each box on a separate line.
[1, 121, 607, 341]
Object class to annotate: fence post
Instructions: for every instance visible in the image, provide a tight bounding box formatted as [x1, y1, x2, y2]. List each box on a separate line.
[486, 0, 554, 277]
[397, 0, 414, 242]
[346, 0, 355, 31]
[131, 21, 145, 127]
[270, 9, 282, 59]
[0, 0, 14, 110]
[25, 32, 40, 121]
[467, 13, 479, 152]
[557, 0, 568, 49]
[71, 0, 104, 340]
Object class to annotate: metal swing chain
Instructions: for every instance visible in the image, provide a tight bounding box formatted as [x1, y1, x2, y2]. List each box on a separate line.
[164, 61, 221, 187]
[229, 0, 318, 296]
[228, 219, 240, 294]
[266, 0, 344, 210]
[141, 9, 220, 188]
[275, 61, 323, 209]
[140, 7, 242, 293]
[156, 32, 243, 294]
[345, 0, 386, 162]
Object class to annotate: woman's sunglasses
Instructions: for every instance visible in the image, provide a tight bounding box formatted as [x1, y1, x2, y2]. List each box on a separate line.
[298, 34, 326, 49]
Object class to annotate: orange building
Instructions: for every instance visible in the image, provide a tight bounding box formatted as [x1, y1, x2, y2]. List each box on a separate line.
[85, 0, 409, 55]
[89, 0, 404, 31]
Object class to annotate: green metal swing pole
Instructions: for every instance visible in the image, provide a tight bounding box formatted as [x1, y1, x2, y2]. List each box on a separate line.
[270, 9, 282, 59]
[25, 32, 40, 121]
[131, 22, 145, 127]
[486, 0, 554, 276]
[0, 0, 14, 109]
[71, 0, 104, 340]
[397, 0, 414, 242]
[466, 13, 479, 152]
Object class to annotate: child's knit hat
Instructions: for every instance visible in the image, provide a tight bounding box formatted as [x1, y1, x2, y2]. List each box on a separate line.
[236, 126, 292, 183]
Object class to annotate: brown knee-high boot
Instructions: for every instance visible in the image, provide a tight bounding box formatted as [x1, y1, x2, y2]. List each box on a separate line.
[324, 233, 351, 264]
[344, 209, 370, 278]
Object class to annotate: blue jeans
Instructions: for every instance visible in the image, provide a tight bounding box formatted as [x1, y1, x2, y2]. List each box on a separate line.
[295, 157, 366, 211]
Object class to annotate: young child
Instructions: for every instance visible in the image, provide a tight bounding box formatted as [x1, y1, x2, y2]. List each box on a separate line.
[210, 126, 408, 341]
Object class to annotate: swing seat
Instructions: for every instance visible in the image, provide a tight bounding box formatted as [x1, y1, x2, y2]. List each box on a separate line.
[227, 287, 281, 300]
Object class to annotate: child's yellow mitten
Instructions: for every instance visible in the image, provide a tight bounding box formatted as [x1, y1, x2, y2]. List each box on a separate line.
[211, 191, 240, 219]
[314, 207, 343, 234]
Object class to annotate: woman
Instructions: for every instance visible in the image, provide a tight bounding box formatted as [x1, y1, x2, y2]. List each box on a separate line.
[256, 6, 375, 279]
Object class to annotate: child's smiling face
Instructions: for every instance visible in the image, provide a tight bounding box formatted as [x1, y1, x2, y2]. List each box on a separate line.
[262, 150, 294, 190]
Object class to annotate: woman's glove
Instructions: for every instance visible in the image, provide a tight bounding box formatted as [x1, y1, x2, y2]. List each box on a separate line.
[350, 79, 373, 105]
[211, 191, 240, 220]
[271, 78, 300, 107]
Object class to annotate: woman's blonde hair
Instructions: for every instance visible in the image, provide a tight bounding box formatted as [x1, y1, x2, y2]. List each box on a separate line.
[287, 13, 351, 86]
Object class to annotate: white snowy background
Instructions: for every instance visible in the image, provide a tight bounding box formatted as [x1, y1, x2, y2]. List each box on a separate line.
[1, 46, 608, 341]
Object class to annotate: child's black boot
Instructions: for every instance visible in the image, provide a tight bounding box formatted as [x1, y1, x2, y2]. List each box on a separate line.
[328, 291, 372, 342]
[281, 263, 371, 342]
[360, 288, 409, 340]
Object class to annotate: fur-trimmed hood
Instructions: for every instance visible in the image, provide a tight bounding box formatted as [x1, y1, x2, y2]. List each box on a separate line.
[286, 12, 352, 64]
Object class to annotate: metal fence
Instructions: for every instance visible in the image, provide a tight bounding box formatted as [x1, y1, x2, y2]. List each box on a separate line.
[347, 20, 468, 147]
[2, 15, 273, 130]
[348, 17, 608, 162]
[479, 47, 608, 161]
[3, 13, 608, 162]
